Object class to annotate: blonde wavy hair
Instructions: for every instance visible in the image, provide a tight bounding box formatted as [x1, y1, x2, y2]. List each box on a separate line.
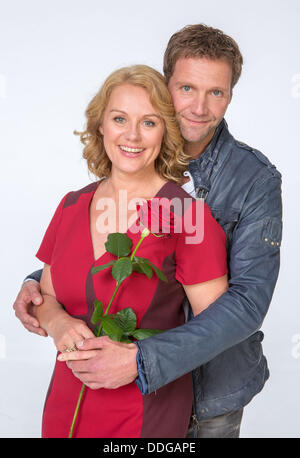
[74, 65, 189, 183]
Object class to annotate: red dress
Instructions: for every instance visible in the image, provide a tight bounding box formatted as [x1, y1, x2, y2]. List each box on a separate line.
[36, 180, 227, 438]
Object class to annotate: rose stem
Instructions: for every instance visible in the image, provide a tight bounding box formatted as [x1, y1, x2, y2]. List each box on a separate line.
[68, 231, 148, 437]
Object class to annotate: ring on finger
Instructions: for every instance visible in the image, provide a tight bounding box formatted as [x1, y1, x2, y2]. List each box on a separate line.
[64, 346, 77, 353]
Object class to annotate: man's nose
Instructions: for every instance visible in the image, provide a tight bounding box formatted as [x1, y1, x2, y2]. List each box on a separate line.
[190, 94, 209, 117]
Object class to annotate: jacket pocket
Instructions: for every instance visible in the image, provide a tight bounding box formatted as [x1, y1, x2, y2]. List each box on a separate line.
[262, 217, 282, 248]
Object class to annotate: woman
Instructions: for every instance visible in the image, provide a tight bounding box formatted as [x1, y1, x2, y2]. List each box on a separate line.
[35, 65, 228, 438]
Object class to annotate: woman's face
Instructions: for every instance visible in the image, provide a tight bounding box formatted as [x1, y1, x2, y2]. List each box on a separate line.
[99, 83, 165, 177]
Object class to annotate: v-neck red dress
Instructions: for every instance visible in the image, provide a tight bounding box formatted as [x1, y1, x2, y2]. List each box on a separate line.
[36, 180, 227, 438]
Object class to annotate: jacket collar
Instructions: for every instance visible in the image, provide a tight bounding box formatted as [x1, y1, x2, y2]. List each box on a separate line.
[187, 118, 231, 196]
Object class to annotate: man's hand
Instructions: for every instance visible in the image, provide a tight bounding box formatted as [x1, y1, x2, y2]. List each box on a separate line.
[57, 336, 138, 390]
[13, 280, 47, 336]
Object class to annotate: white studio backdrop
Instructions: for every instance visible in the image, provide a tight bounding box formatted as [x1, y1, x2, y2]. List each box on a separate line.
[0, 0, 299, 438]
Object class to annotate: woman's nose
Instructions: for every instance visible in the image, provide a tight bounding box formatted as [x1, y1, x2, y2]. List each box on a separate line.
[124, 123, 142, 142]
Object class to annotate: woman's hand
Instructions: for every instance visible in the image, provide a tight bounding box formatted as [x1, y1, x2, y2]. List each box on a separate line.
[47, 313, 95, 353]
[57, 336, 138, 389]
[35, 263, 95, 352]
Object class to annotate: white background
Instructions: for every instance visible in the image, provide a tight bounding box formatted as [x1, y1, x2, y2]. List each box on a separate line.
[0, 0, 299, 438]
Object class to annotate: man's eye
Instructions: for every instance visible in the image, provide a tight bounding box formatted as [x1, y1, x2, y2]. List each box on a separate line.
[212, 90, 222, 96]
[182, 85, 192, 92]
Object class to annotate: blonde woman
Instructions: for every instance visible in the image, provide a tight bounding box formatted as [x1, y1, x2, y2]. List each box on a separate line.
[34, 65, 228, 437]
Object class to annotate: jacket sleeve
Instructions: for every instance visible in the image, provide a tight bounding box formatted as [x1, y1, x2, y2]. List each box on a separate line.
[136, 172, 282, 394]
[24, 269, 43, 283]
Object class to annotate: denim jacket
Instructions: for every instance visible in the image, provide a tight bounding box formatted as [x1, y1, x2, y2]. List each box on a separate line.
[135, 119, 282, 420]
[27, 119, 282, 421]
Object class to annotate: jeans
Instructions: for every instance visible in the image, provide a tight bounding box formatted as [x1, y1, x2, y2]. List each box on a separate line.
[186, 408, 244, 438]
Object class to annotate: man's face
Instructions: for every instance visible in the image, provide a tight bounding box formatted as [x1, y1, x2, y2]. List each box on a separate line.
[168, 57, 232, 157]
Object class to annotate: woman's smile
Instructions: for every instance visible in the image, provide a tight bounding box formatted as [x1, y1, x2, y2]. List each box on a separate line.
[118, 145, 146, 157]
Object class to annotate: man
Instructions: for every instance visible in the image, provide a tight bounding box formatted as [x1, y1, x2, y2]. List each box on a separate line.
[13, 24, 282, 438]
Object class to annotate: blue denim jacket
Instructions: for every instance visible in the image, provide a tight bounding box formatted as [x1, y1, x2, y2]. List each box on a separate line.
[27, 119, 282, 421]
[135, 119, 282, 419]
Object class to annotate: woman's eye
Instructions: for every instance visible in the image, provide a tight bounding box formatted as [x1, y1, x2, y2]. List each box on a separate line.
[182, 85, 192, 92]
[212, 90, 222, 97]
[114, 116, 125, 123]
[144, 120, 155, 127]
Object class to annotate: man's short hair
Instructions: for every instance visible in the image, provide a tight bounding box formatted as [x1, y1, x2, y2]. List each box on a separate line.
[163, 24, 243, 88]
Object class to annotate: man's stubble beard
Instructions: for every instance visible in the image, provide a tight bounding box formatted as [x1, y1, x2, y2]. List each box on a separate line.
[176, 112, 219, 145]
[179, 122, 217, 155]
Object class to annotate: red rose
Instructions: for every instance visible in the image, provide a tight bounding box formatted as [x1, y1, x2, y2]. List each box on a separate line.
[136, 198, 182, 235]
